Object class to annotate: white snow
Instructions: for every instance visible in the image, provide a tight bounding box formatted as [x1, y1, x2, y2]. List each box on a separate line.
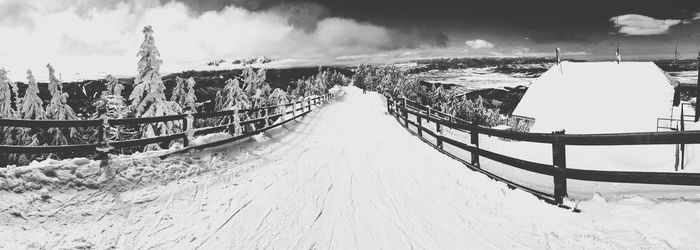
[513, 61, 674, 133]
[1, 86, 700, 249]
[419, 67, 532, 91]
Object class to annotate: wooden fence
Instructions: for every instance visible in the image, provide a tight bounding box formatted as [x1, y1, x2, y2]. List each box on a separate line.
[388, 97, 700, 205]
[0, 94, 333, 164]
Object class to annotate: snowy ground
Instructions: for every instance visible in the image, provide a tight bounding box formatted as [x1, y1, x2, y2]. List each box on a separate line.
[418, 68, 533, 91]
[407, 113, 700, 199]
[2, 86, 700, 249]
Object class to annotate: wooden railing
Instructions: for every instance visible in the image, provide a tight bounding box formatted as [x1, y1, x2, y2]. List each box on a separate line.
[0, 93, 334, 164]
[388, 97, 700, 205]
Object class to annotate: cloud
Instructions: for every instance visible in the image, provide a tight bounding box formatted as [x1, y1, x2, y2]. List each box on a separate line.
[695, 13, 700, 20]
[0, 0, 443, 81]
[465, 39, 494, 49]
[611, 14, 682, 35]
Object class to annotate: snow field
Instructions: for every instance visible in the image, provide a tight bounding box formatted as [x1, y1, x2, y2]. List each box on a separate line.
[1, 86, 699, 249]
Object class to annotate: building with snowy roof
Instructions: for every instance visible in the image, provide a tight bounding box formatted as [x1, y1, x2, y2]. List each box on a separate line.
[512, 61, 674, 133]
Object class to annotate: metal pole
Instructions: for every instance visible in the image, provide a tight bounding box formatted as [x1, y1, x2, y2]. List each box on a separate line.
[696, 51, 700, 122]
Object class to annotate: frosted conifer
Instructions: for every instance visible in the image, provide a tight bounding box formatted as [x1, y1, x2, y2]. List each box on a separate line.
[45, 64, 81, 146]
[171, 77, 197, 112]
[242, 67, 267, 98]
[105, 74, 124, 96]
[130, 26, 183, 150]
[184, 77, 197, 112]
[46, 64, 79, 121]
[0, 68, 19, 151]
[98, 75, 128, 141]
[0, 68, 15, 119]
[215, 78, 250, 111]
[20, 70, 45, 120]
[214, 78, 252, 134]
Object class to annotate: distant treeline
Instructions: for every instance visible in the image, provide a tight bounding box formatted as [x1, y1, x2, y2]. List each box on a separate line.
[8, 66, 352, 117]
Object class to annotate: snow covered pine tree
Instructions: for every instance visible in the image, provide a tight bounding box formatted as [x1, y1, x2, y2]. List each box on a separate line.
[0, 68, 18, 165]
[129, 26, 183, 151]
[171, 77, 197, 112]
[0, 68, 15, 119]
[99, 75, 128, 143]
[16, 70, 46, 163]
[45, 64, 81, 149]
[215, 78, 250, 135]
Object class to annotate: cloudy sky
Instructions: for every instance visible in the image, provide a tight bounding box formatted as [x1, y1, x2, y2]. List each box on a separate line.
[0, 0, 699, 81]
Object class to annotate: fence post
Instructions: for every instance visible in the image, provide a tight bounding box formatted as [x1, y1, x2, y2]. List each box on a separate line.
[97, 115, 111, 166]
[552, 130, 568, 204]
[426, 106, 431, 124]
[436, 118, 443, 149]
[470, 130, 479, 168]
[228, 114, 235, 134]
[182, 115, 189, 147]
[387, 96, 392, 114]
[681, 104, 686, 169]
[403, 98, 409, 127]
[417, 115, 423, 137]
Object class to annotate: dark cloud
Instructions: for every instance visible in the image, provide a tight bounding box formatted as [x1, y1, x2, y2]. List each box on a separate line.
[269, 2, 331, 32]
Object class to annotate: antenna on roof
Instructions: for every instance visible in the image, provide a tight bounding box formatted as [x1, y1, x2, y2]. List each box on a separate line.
[674, 41, 679, 63]
[615, 16, 621, 64]
[696, 51, 700, 122]
[556, 47, 563, 74]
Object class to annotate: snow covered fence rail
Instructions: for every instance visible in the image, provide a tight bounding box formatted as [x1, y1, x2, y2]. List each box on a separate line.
[160, 93, 335, 159]
[389, 97, 700, 206]
[0, 94, 332, 164]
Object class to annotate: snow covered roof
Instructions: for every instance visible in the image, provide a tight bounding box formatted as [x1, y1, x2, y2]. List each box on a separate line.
[512, 61, 674, 133]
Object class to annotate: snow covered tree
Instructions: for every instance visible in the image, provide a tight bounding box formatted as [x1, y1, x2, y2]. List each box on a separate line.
[11, 70, 46, 164]
[214, 78, 252, 135]
[266, 88, 289, 123]
[46, 64, 79, 121]
[105, 74, 124, 97]
[215, 78, 250, 111]
[171, 77, 197, 112]
[20, 70, 45, 120]
[45, 64, 81, 147]
[0, 68, 15, 119]
[240, 67, 270, 108]
[242, 67, 267, 98]
[130, 26, 183, 150]
[0, 68, 21, 159]
[98, 75, 129, 141]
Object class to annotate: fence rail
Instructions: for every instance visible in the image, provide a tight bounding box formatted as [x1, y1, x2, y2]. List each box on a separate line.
[0, 94, 333, 164]
[389, 97, 700, 204]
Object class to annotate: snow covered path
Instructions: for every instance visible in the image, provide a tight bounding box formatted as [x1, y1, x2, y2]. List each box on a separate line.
[2, 86, 700, 249]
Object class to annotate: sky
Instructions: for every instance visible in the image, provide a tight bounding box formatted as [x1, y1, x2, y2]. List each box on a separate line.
[0, 0, 699, 81]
